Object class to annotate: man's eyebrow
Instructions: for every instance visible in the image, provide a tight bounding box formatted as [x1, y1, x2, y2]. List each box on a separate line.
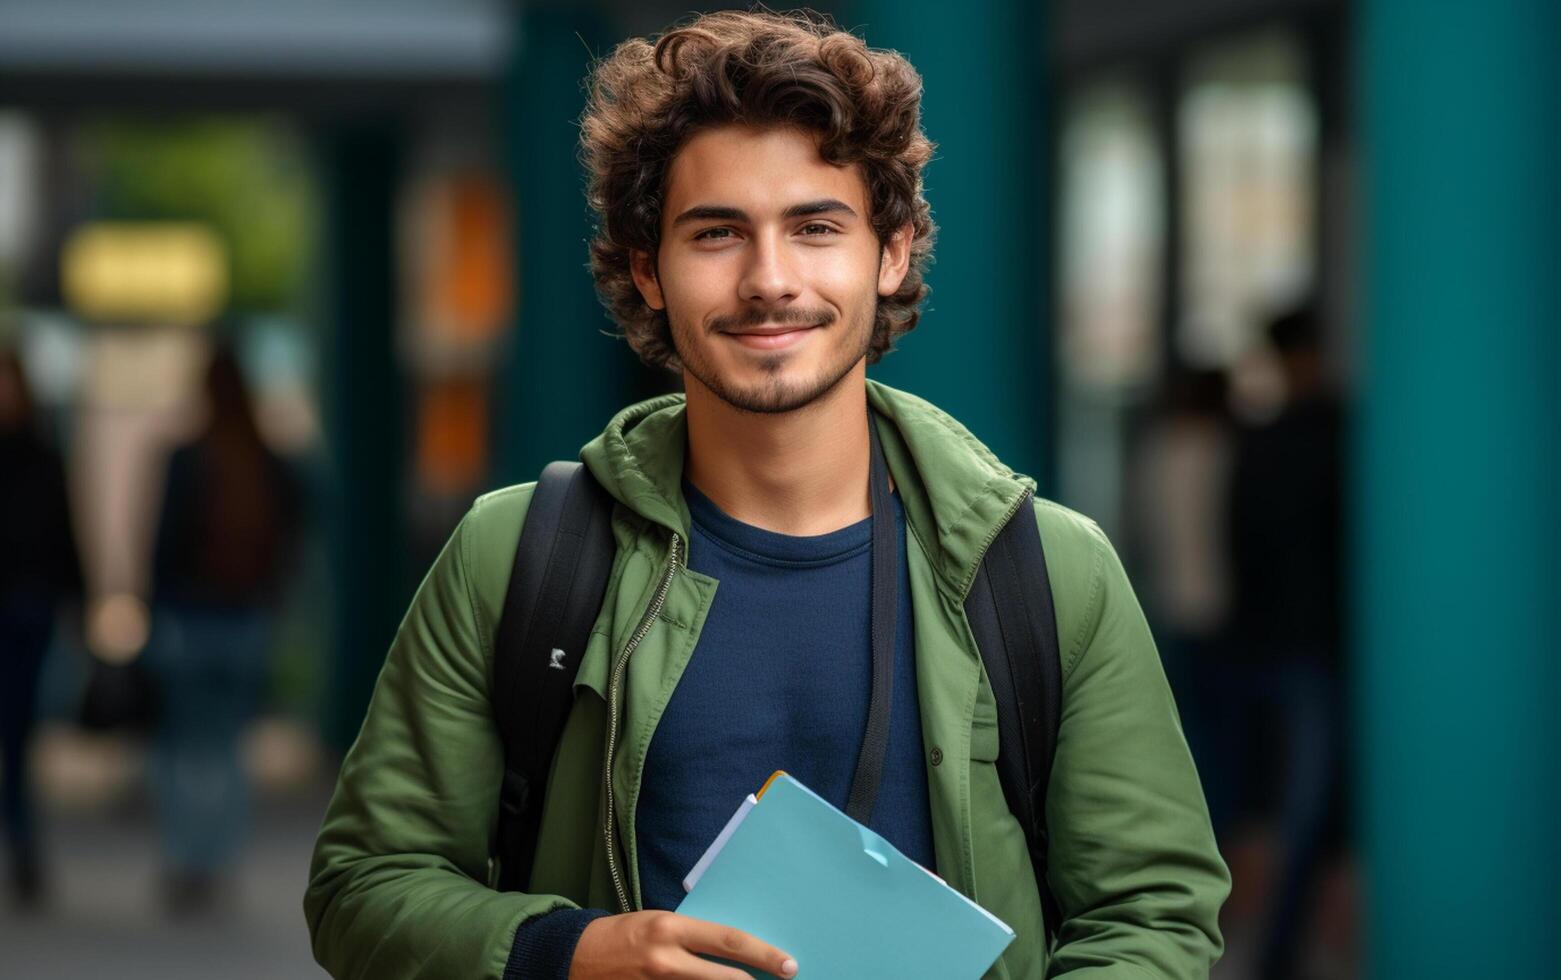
[671, 204, 749, 226]
[781, 198, 857, 220]
[670, 199, 858, 226]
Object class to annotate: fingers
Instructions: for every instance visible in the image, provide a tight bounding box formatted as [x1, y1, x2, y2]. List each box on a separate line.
[676, 916, 797, 978]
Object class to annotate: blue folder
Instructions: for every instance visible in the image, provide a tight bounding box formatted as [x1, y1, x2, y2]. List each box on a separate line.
[676, 772, 1015, 979]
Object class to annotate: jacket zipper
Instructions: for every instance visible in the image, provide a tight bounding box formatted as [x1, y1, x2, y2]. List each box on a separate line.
[602, 532, 683, 913]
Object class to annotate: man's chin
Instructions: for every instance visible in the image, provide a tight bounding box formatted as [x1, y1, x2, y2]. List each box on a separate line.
[693, 363, 856, 416]
[714, 380, 824, 415]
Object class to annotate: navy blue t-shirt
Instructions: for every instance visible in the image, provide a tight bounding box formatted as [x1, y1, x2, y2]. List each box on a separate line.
[634, 479, 936, 911]
[504, 479, 935, 977]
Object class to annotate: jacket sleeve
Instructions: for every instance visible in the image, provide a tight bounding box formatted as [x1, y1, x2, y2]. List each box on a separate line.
[304, 494, 583, 979]
[1042, 514, 1231, 979]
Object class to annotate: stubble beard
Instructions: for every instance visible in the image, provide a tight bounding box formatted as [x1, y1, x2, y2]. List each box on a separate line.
[670, 301, 876, 415]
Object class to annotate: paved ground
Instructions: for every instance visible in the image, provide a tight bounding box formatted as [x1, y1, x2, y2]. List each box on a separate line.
[0, 790, 330, 980]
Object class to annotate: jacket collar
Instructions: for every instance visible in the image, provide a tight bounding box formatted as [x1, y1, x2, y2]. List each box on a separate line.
[579, 379, 1034, 599]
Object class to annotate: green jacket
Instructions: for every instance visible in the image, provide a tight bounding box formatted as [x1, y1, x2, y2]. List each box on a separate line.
[305, 381, 1230, 979]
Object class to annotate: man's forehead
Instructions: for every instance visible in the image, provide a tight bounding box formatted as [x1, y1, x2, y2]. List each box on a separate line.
[663, 124, 868, 217]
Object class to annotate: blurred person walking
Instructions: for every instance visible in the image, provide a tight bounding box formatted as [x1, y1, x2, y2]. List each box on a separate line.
[0, 349, 82, 909]
[1133, 368, 1236, 768]
[1225, 308, 1347, 980]
[145, 346, 301, 914]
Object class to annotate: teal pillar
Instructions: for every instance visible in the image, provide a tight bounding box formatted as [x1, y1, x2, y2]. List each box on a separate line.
[841, 0, 1050, 487]
[497, 4, 657, 486]
[320, 123, 407, 750]
[1360, 2, 1561, 976]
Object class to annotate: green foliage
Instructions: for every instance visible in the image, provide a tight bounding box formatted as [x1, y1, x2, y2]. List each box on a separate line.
[84, 117, 318, 314]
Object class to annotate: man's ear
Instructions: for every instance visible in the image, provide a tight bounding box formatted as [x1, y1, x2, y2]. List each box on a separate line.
[630, 249, 666, 311]
[877, 223, 914, 297]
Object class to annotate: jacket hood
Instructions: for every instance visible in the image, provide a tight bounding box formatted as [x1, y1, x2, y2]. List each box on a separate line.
[579, 379, 1036, 598]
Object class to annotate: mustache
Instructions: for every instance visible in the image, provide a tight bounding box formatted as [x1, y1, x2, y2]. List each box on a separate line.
[708, 307, 836, 334]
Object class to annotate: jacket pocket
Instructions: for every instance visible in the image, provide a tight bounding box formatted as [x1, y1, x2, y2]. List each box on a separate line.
[971, 668, 1000, 762]
[969, 666, 1046, 978]
[969, 755, 1046, 980]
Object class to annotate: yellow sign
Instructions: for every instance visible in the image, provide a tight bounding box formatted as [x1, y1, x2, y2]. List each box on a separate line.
[62, 222, 228, 326]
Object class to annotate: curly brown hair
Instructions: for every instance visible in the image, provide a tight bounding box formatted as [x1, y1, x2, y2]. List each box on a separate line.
[579, 9, 937, 371]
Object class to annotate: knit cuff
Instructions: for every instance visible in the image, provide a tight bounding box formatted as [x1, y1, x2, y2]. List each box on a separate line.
[503, 907, 613, 980]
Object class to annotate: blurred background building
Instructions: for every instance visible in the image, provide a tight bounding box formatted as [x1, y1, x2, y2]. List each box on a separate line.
[0, 0, 1555, 978]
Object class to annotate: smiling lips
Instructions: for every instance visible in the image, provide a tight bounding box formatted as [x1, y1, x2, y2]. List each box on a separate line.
[723, 323, 823, 350]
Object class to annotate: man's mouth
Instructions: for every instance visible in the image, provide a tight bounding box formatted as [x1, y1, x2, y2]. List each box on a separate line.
[723, 322, 823, 350]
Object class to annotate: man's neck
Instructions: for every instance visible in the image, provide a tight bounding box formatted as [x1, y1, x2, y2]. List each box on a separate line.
[684, 365, 874, 536]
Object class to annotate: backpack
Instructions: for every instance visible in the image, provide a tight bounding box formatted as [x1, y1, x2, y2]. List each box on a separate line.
[489, 462, 1065, 943]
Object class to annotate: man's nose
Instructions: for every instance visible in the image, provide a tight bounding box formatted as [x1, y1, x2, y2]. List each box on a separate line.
[738, 232, 801, 306]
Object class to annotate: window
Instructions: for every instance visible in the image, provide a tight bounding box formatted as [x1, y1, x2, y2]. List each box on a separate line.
[1056, 75, 1164, 537]
[1178, 29, 1317, 368]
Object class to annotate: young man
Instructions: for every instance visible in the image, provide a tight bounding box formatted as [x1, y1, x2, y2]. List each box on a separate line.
[306, 11, 1229, 979]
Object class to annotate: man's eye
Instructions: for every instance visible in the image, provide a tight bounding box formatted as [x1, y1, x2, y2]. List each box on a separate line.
[694, 227, 733, 240]
[799, 223, 838, 236]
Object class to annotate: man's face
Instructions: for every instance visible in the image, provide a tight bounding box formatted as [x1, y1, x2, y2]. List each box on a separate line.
[631, 125, 910, 414]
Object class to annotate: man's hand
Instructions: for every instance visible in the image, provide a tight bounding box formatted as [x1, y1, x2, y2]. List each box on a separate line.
[569, 911, 798, 979]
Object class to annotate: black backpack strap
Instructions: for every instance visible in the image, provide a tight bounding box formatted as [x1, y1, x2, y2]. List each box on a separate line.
[491, 461, 617, 892]
[964, 491, 1065, 946]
